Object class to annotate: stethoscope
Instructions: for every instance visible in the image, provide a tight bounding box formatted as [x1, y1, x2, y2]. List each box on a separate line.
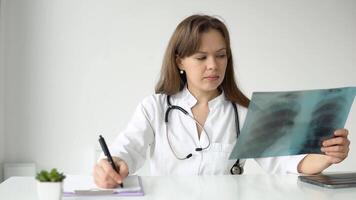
[164, 95, 244, 175]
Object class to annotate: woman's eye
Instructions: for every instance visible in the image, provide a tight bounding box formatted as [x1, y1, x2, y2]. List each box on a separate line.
[196, 56, 206, 60]
[217, 54, 226, 58]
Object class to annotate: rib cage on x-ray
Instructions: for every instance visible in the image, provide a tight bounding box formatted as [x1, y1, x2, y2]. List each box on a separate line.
[242, 93, 301, 157]
[229, 87, 355, 159]
[300, 92, 346, 154]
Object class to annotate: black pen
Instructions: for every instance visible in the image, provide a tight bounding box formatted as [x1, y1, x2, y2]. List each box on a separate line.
[99, 135, 124, 188]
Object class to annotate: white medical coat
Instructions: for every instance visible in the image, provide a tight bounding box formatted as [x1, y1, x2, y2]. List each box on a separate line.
[107, 87, 306, 175]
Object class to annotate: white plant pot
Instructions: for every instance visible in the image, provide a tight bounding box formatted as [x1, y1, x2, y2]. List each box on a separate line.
[37, 181, 63, 200]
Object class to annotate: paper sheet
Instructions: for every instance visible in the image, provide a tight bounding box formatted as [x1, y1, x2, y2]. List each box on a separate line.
[63, 175, 141, 194]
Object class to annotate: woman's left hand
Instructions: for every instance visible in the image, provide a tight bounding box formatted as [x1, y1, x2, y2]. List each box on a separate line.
[321, 129, 350, 164]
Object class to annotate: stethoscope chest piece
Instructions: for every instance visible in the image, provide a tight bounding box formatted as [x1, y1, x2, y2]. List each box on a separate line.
[230, 163, 244, 175]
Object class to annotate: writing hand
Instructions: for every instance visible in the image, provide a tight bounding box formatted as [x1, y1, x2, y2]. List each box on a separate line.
[93, 157, 129, 189]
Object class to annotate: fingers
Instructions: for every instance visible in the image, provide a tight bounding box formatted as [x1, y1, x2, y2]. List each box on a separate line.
[323, 148, 349, 160]
[322, 130, 350, 147]
[321, 145, 349, 153]
[93, 164, 118, 188]
[93, 158, 129, 189]
[334, 129, 349, 137]
[324, 151, 347, 158]
[321, 129, 350, 164]
[321, 145, 349, 162]
[115, 158, 129, 179]
[100, 159, 123, 183]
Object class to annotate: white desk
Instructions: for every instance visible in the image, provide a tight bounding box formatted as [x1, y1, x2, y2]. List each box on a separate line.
[1, 175, 355, 200]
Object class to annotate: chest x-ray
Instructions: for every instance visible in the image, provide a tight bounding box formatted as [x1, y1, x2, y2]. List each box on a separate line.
[230, 87, 356, 159]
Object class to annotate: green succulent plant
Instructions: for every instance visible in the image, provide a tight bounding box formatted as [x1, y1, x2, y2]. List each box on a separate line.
[36, 168, 66, 182]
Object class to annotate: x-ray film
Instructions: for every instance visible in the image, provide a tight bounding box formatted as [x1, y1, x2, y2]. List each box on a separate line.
[229, 87, 356, 159]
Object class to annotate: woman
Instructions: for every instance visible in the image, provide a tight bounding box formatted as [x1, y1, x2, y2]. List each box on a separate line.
[93, 15, 350, 189]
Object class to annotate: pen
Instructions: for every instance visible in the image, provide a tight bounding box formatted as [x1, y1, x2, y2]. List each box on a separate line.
[99, 135, 124, 188]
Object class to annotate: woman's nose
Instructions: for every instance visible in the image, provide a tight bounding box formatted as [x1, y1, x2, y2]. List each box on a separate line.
[206, 56, 217, 70]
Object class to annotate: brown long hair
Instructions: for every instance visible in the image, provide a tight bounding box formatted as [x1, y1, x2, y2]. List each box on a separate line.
[155, 14, 250, 107]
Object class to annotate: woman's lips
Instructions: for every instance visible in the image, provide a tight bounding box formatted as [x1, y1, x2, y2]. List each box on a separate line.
[204, 75, 219, 81]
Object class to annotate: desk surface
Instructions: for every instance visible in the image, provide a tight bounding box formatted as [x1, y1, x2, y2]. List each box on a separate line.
[1, 175, 356, 200]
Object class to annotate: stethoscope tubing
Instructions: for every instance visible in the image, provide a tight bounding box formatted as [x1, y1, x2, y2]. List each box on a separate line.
[164, 95, 243, 174]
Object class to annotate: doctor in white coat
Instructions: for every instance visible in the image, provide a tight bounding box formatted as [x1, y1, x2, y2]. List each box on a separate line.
[93, 15, 350, 189]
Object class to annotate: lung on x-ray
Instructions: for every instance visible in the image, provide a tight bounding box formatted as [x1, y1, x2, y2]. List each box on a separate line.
[229, 87, 355, 159]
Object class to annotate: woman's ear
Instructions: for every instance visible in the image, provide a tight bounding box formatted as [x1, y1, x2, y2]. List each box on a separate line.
[175, 56, 183, 71]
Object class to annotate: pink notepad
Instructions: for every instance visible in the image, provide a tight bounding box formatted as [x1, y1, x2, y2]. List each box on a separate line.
[63, 175, 144, 196]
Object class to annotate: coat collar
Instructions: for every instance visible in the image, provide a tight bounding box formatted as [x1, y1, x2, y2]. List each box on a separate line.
[174, 86, 227, 110]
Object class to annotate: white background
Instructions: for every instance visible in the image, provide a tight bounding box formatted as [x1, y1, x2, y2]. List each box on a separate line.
[0, 0, 355, 180]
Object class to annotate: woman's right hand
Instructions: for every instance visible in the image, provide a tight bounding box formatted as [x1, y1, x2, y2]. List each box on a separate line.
[93, 157, 129, 188]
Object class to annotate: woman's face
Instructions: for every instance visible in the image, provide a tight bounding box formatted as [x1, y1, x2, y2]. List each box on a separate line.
[178, 29, 228, 95]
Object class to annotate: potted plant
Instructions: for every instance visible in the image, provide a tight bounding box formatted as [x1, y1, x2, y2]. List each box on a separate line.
[36, 168, 66, 200]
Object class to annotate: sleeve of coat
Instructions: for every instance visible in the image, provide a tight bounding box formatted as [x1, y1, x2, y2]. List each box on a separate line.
[254, 154, 307, 174]
[100, 100, 155, 174]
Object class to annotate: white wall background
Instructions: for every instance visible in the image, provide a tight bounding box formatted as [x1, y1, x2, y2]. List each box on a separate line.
[1, 0, 355, 180]
[0, 0, 6, 181]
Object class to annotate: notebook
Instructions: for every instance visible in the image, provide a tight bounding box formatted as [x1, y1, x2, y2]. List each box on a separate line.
[298, 172, 356, 188]
[63, 175, 144, 196]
